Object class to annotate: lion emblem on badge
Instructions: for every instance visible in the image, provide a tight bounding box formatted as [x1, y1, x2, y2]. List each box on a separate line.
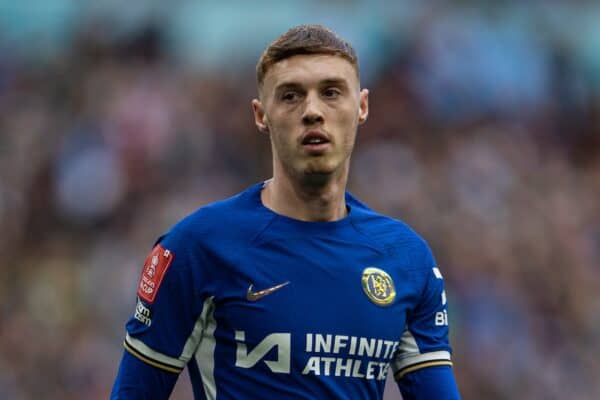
[361, 267, 396, 306]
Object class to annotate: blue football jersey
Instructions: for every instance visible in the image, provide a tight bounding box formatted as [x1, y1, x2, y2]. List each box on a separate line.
[122, 182, 453, 399]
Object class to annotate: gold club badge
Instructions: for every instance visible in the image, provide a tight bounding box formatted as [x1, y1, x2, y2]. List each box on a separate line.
[362, 267, 396, 306]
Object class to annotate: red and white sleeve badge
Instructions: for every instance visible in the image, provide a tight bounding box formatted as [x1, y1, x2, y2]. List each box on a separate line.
[137, 244, 174, 303]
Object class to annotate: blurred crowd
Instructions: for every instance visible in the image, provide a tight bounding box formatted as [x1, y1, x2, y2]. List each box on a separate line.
[1, 2, 599, 399]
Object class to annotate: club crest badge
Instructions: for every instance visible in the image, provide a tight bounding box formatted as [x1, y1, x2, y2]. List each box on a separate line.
[361, 267, 396, 306]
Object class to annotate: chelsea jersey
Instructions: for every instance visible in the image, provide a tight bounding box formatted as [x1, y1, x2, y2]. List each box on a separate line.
[122, 182, 453, 399]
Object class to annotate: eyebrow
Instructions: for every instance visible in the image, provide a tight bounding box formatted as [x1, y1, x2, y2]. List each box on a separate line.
[274, 78, 349, 93]
[319, 78, 349, 88]
[274, 82, 303, 93]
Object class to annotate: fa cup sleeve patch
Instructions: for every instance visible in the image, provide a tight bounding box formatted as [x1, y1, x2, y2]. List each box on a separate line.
[137, 244, 174, 303]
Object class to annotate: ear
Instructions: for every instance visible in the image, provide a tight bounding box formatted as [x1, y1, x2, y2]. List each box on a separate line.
[252, 99, 269, 134]
[358, 88, 369, 125]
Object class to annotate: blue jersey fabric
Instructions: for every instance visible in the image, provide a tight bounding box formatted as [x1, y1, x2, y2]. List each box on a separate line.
[112, 182, 458, 399]
[397, 366, 460, 400]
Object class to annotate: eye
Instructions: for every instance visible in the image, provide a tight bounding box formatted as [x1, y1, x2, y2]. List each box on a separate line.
[323, 87, 341, 99]
[281, 91, 300, 102]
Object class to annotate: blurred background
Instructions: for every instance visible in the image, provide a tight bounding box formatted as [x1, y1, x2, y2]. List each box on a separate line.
[1, 1, 599, 399]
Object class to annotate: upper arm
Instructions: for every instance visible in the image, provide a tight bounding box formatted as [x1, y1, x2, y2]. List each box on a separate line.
[112, 225, 212, 396]
[392, 242, 459, 396]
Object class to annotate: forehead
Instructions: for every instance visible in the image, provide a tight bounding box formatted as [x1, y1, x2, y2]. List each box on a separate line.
[262, 54, 359, 92]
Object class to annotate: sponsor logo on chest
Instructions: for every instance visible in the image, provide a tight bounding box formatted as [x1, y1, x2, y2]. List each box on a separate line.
[235, 331, 399, 380]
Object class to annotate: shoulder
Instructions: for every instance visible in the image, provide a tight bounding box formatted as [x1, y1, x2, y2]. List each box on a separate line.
[347, 192, 435, 269]
[160, 183, 269, 248]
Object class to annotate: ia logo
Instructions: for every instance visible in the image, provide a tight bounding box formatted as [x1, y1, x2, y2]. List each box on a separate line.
[235, 331, 291, 373]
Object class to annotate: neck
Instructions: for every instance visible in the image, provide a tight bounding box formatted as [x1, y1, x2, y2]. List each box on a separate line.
[261, 166, 349, 222]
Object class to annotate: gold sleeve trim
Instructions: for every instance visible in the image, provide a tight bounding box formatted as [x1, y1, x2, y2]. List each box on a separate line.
[395, 360, 453, 380]
[124, 341, 183, 374]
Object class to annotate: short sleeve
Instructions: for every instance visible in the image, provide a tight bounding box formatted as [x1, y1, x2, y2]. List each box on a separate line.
[392, 243, 453, 380]
[123, 226, 212, 374]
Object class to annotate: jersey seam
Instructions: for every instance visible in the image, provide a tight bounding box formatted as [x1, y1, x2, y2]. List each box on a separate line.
[248, 212, 280, 247]
[348, 217, 387, 255]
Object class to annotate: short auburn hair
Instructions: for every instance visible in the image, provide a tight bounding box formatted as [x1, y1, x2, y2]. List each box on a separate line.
[256, 24, 359, 88]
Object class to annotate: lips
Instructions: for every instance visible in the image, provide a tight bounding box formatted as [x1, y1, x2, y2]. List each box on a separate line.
[300, 131, 331, 154]
[301, 130, 330, 146]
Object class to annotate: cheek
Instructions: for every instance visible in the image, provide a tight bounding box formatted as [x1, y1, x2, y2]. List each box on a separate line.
[268, 107, 297, 131]
[268, 118, 297, 154]
[272, 117, 295, 133]
[269, 111, 303, 148]
[332, 106, 359, 136]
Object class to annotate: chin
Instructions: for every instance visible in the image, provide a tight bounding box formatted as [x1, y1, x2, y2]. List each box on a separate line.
[300, 171, 332, 187]
[302, 159, 337, 176]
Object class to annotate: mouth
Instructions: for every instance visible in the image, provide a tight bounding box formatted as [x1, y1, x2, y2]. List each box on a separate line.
[301, 130, 331, 154]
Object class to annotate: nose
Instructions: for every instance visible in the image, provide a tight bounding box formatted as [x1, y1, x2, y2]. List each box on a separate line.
[302, 92, 324, 126]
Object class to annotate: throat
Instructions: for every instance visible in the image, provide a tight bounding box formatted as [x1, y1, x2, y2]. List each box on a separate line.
[262, 177, 348, 222]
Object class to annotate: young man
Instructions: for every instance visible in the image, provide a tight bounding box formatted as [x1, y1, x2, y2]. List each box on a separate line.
[111, 25, 461, 399]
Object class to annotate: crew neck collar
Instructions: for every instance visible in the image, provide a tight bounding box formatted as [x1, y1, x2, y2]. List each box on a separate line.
[249, 181, 353, 231]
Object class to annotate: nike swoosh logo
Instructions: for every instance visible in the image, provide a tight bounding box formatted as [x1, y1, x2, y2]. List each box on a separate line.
[247, 281, 290, 301]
